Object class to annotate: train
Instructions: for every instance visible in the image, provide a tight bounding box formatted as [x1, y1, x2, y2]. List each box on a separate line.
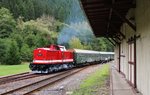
[29, 44, 114, 73]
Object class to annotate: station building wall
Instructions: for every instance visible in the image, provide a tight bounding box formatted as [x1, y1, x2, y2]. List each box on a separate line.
[136, 0, 150, 95]
[114, 0, 150, 94]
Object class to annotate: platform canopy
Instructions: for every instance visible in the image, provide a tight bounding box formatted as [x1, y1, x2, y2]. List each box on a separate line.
[80, 0, 135, 44]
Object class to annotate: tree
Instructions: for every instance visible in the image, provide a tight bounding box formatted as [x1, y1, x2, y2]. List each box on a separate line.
[104, 38, 114, 52]
[0, 0, 81, 22]
[36, 34, 48, 47]
[0, 7, 16, 38]
[25, 33, 36, 48]
[25, 0, 35, 20]
[4, 40, 21, 65]
[69, 37, 84, 49]
[0, 39, 6, 64]
[10, 33, 24, 50]
[20, 44, 32, 61]
[83, 44, 92, 50]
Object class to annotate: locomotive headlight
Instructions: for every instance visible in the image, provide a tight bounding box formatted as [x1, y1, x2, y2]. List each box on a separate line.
[38, 50, 42, 56]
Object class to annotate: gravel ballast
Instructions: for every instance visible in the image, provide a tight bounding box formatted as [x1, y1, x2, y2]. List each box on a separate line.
[33, 64, 110, 95]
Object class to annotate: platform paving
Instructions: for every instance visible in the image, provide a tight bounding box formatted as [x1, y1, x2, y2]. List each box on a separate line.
[110, 64, 142, 95]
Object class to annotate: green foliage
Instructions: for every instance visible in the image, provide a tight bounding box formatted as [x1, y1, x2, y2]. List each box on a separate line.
[69, 37, 84, 49]
[0, 0, 76, 22]
[73, 64, 110, 95]
[21, 15, 59, 47]
[89, 37, 114, 52]
[20, 44, 32, 61]
[0, 39, 12, 64]
[0, 63, 30, 76]
[0, 1, 114, 65]
[0, 39, 6, 64]
[16, 15, 59, 61]
[10, 32, 24, 49]
[0, 7, 16, 38]
[25, 33, 36, 48]
[81, 64, 109, 88]
[4, 40, 21, 65]
[36, 34, 48, 47]
[68, 36, 114, 51]
[25, 0, 35, 20]
[104, 39, 114, 51]
[83, 44, 93, 50]
[90, 38, 106, 51]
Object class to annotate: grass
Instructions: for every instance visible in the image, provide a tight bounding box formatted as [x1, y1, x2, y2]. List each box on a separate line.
[0, 63, 30, 76]
[73, 64, 110, 95]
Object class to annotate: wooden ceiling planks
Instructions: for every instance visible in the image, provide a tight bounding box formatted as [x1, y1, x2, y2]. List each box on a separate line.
[80, 0, 135, 38]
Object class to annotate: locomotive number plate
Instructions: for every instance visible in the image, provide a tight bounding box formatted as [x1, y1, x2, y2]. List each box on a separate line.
[38, 53, 42, 56]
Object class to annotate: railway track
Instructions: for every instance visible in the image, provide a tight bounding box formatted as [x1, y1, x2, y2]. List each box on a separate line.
[0, 66, 88, 95]
[0, 72, 29, 80]
[0, 72, 40, 85]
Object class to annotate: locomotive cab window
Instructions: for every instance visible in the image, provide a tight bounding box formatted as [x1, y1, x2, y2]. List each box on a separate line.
[60, 46, 66, 51]
[55, 46, 60, 50]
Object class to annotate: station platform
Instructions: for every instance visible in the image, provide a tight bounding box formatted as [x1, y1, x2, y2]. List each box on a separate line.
[110, 64, 142, 95]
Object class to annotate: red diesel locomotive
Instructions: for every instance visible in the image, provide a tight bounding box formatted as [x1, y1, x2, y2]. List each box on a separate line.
[30, 45, 74, 73]
[29, 44, 114, 73]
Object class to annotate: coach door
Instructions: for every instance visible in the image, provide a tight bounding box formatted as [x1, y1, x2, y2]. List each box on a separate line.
[128, 40, 136, 87]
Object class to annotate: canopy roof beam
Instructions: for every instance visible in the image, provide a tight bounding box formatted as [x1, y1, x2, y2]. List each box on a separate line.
[113, 9, 136, 31]
[106, 37, 116, 46]
[111, 37, 120, 45]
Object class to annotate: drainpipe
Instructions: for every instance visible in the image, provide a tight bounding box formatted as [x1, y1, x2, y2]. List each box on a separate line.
[134, 35, 137, 88]
[119, 43, 121, 72]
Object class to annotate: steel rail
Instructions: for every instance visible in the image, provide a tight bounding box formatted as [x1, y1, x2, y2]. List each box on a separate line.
[0, 70, 71, 95]
[0, 73, 41, 85]
[0, 67, 87, 95]
[0, 72, 29, 80]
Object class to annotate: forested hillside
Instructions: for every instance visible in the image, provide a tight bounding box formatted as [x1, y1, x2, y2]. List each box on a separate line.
[0, 0, 113, 65]
[0, 0, 85, 22]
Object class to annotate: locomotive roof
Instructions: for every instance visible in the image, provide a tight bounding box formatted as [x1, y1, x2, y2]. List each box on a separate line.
[36, 48, 50, 50]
